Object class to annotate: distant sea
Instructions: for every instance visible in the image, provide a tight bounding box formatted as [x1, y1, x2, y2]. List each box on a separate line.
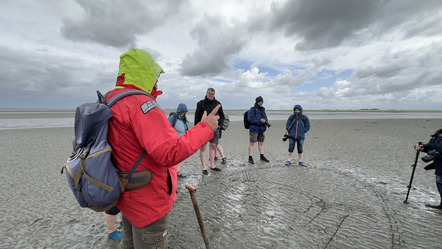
[1, 109, 441, 130]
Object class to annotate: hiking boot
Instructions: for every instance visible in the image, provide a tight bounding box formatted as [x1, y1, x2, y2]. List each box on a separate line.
[202, 170, 208, 175]
[285, 161, 291, 166]
[426, 204, 442, 209]
[248, 157, 254, 164]
[260, 155, 270, 162]
[426, 200, 442, 209]
[299, 161, 306, 167]
[210, 167, 221, 172]
[108, 230, 122, 241]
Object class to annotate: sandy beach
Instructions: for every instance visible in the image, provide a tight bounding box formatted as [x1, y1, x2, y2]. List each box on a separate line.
[1, 117, 442, 248]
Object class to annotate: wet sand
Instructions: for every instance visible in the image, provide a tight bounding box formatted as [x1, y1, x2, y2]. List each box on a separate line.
[1, 118, 442, 248]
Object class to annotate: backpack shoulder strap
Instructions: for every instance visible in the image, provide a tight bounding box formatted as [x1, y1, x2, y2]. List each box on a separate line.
[99, 90, 153, 107]
[97, 89, 152, 186]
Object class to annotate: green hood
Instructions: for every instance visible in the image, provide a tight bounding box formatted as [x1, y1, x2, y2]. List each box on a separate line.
[117, 49, 163, 94]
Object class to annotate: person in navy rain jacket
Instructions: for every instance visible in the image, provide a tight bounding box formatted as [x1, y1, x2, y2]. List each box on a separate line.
[248, 96, 270, 164]
[285, 104, 310, 166]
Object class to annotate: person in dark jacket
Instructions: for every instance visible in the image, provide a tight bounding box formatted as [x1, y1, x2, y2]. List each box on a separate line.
[415, 129, 442, 209]
[195, 88, 225, 175]
[285, 104, 310, 166]
[248, 96, 270, 164]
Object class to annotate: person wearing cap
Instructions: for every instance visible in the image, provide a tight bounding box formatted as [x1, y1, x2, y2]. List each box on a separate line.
[105, 49, 220, 248]
[285, 104, 310, 166]
[248, 96, 270, 164]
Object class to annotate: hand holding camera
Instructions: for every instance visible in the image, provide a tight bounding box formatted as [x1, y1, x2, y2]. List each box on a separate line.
[261, 118, 271, 128]
[265, 121, 271, 128]
[422, 150, 441, 163]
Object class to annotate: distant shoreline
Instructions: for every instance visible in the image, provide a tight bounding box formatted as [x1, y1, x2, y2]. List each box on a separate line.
[1, 108, 441, 120]
[1, 108, 441, 113]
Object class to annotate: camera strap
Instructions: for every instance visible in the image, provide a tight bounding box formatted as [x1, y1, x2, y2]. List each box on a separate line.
[287, 115, 303, 132]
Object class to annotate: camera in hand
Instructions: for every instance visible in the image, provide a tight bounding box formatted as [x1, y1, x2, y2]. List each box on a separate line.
[282, 134, 289, 141]
[265, 121, 271, 128]
[422, 150, 441, 163]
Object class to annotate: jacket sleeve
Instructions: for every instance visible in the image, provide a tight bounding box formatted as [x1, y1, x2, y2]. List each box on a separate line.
[304, 116, 310, 133]
[262, 108, 268, 121]
[194, 101, 203, 125]
[132, 101, 213, 167]
[286, 116, 293, 131]
[421, 143, 431, 153]
[217, 103, 225, 128]
[167, 114, 174, 126]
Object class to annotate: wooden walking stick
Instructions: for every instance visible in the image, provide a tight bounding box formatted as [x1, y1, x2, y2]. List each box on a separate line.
[185, 184, 210, 249]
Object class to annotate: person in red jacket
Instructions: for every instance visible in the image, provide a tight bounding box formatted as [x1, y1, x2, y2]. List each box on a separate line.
[106, 48, 220, 248]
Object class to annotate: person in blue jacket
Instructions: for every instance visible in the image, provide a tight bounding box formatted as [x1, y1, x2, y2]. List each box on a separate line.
[168, 103, 190, 177]
[248, 96, 270, 164]
[415, 129, 442, 209]
[285, 104, 310, 166]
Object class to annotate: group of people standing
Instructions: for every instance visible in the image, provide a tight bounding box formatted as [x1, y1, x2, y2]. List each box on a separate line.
[167, 87, 226, 177]
[98, 48, 312, 248]
[167, 88, 312, 179]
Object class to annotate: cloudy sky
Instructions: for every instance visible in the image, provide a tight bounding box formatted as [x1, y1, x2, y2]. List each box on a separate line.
[1, 0, 442, 110]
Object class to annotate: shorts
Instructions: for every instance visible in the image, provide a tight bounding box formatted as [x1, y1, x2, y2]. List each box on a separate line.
[209, 129, 220, 144]
[249, 132, 265, 143]
[288, 138, 304, 154]
[105, 205, 120, 215]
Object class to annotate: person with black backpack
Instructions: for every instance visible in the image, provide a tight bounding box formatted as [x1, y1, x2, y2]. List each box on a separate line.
[247, 96, 270, 164]
[284, 104, 310, 166]
[415, 129, 442, 209]
[168, 103, 190, 177]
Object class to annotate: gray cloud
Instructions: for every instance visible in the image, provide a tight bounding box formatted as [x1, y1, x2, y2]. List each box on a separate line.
[180, 14, 248, 76]
[61, 0, 183, 48]
[0, 46, 116, 108]
[270, 0, 382, 50]
[269, 0, 442, 51]
[2, 0, 442, 110]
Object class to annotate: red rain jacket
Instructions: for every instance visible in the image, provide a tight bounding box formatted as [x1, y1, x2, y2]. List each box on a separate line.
[106, 85, 213, 227]
[106, 49, 213, 226]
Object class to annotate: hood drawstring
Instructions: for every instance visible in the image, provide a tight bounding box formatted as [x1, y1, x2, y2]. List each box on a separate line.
[150, 86, 162, 99]
[116, 74, 125, 86]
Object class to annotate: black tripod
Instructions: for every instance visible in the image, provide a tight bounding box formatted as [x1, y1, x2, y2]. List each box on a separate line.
[404, 142, 422, 204]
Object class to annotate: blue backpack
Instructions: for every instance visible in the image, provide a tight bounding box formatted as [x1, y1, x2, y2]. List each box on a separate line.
[62, 90, 153, 212]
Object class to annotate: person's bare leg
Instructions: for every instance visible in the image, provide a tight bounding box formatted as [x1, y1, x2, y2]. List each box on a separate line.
[298, 153, 303, 162]
[200, 143, 207, 170]
[209, 143, 217, 168]
[217, 144, 226, 158]
[248, 142, 254, 156]
[258, 142, 264, 154]
[105, 213, 117, 233]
